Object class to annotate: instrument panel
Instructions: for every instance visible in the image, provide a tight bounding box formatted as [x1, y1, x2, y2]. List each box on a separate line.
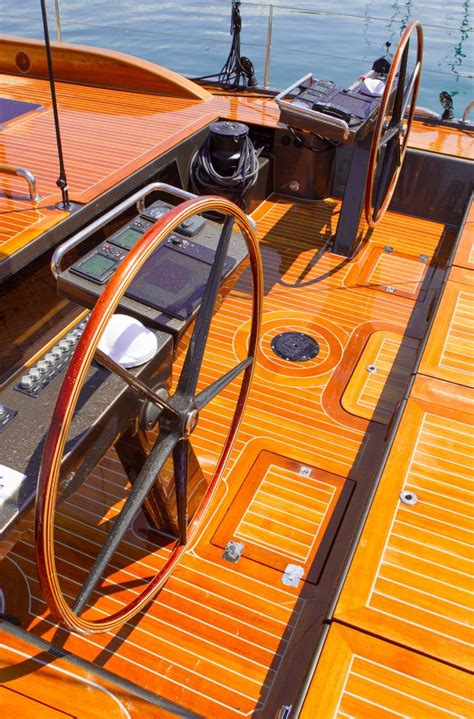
[58, 200, 247, 340]
[276, 71, 387, 143]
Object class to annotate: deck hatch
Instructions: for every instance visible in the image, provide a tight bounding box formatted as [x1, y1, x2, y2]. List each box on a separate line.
[346, 246, 432, 300]
[212, 450, 353, 584]
[0, 98, 41, 126]
[342, 331, 419, 425]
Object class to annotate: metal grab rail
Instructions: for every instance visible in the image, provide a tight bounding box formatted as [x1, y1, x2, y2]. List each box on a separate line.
[0, 164, 41, 202]
[51, 181, 256, 278]
[462, 100, 474, 123]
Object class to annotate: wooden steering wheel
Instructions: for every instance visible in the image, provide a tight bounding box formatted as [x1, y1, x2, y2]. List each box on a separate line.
[35, 196, 262, 634]
[364, 21, 423, 227]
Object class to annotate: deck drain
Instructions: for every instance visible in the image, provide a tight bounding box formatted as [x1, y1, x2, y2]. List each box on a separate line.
[271, 332, 319, 362]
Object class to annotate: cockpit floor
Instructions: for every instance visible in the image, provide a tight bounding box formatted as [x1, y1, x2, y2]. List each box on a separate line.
[3, 195, 454, 717]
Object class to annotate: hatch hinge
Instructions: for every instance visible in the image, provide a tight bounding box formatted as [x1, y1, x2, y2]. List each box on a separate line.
[222, 540, 245, 563]
[281, 564, 304, 587]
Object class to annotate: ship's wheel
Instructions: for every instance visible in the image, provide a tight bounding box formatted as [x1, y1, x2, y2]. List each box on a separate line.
[364, 21, 423, 227]
[35, 196, 262, 634]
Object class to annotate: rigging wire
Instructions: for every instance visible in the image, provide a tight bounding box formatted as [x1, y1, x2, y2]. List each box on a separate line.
[39, 0, 70, 210]
[193, 0, 257, 90]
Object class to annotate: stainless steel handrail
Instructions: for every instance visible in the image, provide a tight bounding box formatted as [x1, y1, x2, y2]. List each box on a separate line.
[274, 73, 351, 140]
[51, 181, 256, 278]
[55, 0, 62, 42]
[0, 164, 41, 202]
[263, 5, 274, 88]
[462, 100, 474, 123]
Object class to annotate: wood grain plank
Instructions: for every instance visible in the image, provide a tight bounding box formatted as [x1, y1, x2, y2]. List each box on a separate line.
[419, 280, 474, 388]
[335, 396, 474, 670]
[301, 624, 473, 719]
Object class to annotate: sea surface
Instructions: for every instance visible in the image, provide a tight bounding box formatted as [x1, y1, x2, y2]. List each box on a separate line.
[1, 0, 472, 113]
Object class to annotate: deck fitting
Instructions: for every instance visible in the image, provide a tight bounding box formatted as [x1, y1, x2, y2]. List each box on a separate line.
[271, 332, 319, 362]
[282, 564, 304, 587]
[222, 540, 244, 563]
[400, 490, 418, 505]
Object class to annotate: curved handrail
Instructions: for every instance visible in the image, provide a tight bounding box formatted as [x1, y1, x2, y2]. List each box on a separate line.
[0, 164, 41, 201]
[462, 100, 474, 123]
[50, 181, 257, 278]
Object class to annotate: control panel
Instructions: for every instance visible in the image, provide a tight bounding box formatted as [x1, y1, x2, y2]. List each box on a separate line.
[0, 314, 173, 540]
[58, 201, 247, 340]
[15, 315, 89, 397]
[276, 70, 388, 143]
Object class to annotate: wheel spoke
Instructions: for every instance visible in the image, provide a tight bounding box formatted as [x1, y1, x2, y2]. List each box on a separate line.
[73, 429, 179, 615]
[95, 348, 179, 417]
[373, 139, 399, 216]
[173, 439, 189, 544]
[176, 216, 235, 399]
[195, 357, 253, 410]
[391, 40, 410, 124]
[378, 124, 401, 149]
[401, 62, 421, 118]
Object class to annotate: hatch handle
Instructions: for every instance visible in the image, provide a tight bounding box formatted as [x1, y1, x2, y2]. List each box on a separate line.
[0, 163, 41, 202]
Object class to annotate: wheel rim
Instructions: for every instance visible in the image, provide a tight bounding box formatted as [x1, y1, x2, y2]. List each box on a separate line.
[364, 21, 423, 228]
[35, 196, 262, 634]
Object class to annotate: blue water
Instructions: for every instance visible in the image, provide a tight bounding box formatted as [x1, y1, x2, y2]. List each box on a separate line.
[1, 1, 472, 113]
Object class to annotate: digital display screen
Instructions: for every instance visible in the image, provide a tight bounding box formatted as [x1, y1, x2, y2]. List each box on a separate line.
[126, 246, 213, 320]
[112, 227, 142, 250]
[77, 253, 116, 279]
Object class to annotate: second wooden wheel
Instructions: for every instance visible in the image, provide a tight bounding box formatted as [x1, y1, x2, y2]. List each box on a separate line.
[365, 21, 423, 228]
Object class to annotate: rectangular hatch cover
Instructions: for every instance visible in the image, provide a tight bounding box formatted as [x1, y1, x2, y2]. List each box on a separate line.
[213, 450, 353, 584]
[0, 98, 41, 126]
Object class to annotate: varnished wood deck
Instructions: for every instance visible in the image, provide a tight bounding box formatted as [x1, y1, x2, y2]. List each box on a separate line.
[300, 624, 472, 718]
[0, 626, 168, 718]
[303, 194, 474, 714]
[2, 195, 456, 716]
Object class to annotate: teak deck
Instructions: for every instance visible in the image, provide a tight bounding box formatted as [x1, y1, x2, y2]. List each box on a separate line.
[1, 38, 473, 719]
[3, 192, 469, 717]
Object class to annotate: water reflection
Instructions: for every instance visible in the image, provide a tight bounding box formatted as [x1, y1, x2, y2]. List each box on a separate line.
[442, 0, 471, 91]
[0, 0, 472, 111]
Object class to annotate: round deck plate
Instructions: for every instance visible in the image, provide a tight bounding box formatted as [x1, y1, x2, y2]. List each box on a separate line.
[271, 332, 319, 362]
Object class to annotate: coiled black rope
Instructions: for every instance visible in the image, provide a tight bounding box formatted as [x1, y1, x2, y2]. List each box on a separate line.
[191, 134, 261, 203]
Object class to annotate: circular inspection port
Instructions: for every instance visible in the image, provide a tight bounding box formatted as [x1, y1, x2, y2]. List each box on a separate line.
[271, 332, 320, 362]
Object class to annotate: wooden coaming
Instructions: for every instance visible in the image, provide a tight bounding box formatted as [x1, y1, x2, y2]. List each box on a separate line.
[2, 195, 455, 716]
[409, 118, 474, 159]
[0, 37, 211, 98]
